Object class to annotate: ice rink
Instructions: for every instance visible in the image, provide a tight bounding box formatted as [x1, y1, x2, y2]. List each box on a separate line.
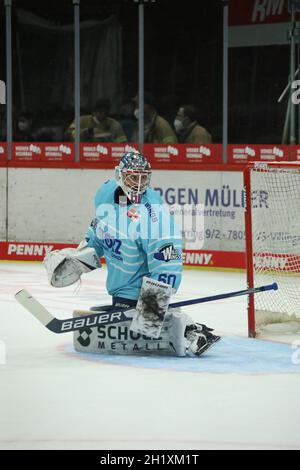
[0, 261, 300, 450]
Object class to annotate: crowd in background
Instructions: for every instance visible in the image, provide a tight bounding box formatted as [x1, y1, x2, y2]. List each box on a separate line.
[0, 93, 212, 145]
[0, 1, 292, 146]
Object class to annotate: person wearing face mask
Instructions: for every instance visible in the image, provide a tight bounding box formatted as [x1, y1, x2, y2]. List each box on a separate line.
[132, 92, 177, 144]
[174, 105, 212, 144]
[14, 111, 35, 142]
[66, 98, 127, 143]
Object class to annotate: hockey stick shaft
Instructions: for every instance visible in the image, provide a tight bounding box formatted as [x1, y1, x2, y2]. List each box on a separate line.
[15, 282, 278, 334]
[169, 282, 278, 308]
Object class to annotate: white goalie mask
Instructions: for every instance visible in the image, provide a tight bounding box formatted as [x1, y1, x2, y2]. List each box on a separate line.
[115, 152, 152, 204]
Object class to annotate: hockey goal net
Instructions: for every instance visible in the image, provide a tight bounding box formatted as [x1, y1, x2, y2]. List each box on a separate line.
[244, 162, 300, 337]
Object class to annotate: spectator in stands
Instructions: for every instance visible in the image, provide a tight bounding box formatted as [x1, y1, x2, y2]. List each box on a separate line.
[13, 110, 35, 142]
[66, 98, 127, 143]
[174, 105, 212, 144]
[132, 92, 177, 144]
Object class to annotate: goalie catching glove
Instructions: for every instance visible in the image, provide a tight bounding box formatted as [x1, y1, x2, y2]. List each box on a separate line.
[43, 241, 101, 287]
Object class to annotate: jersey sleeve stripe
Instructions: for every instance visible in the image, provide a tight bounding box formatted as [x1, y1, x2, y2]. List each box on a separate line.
[148, 236, 181, 248]
[109, 262, 138, 274]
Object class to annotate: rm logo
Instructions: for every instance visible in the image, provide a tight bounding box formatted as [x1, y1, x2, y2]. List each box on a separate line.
[252, 0, 284, 23]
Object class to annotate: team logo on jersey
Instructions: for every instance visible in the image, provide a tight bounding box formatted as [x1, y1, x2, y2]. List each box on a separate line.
[154, 244, 181, 262]
[127, 207, 140, 221]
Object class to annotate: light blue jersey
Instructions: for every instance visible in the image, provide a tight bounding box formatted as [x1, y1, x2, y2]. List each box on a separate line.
[85, 179, 182, 300]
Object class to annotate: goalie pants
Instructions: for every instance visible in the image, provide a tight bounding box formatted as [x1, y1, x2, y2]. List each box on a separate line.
[89, 296, 137, 312]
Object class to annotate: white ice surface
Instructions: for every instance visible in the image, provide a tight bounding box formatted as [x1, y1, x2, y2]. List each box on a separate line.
[0, 262, 299, 450]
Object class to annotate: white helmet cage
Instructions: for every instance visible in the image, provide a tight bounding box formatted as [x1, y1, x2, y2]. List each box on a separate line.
[115, 152, 152, 204]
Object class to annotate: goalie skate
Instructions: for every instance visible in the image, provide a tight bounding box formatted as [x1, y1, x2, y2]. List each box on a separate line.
[185, 323, 221, 357]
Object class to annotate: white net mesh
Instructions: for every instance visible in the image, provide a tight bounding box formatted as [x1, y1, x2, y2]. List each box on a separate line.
[250, 164, 300, 331]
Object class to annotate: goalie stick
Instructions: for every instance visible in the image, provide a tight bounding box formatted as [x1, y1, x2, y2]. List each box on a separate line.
[15, 283, 278, 334]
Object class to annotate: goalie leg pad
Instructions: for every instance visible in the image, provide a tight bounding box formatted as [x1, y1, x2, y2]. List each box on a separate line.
[168, 309, 221, 357]
[73, 307, 221, 357]
[183, 321, 221, 357]
[73, 307, 172, 355]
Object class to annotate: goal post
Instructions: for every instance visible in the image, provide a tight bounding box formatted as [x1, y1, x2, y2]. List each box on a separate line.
[244, 162, 300, 337]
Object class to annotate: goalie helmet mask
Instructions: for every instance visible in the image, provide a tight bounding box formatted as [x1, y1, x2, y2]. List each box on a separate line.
[115, 151, 152, 204]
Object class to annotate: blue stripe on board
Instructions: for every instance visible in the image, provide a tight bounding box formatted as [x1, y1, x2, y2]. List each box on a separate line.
[66, 336, 300, 375]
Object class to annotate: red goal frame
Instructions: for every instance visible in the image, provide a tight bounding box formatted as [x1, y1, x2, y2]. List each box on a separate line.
[244, 162, 300, 337]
